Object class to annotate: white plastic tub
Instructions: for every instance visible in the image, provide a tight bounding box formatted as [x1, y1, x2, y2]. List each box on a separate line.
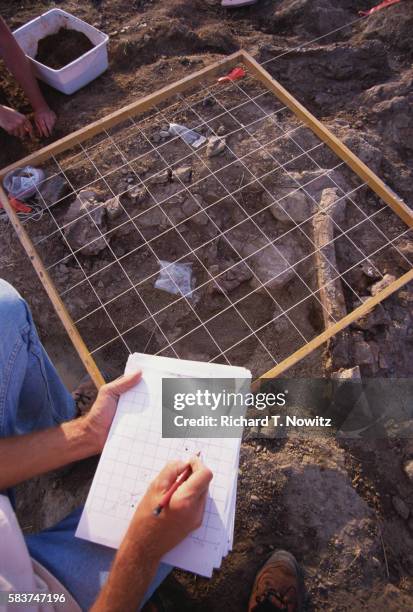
[13, 8, 109, 95]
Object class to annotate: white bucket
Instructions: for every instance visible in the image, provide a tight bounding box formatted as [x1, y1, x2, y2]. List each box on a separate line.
[13, 8, 109, 95]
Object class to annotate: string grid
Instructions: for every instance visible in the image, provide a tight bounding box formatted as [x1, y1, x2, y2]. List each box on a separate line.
[16, 56, 412, 379]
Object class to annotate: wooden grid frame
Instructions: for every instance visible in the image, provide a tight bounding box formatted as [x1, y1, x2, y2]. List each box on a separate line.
[1, 49, 412, 389]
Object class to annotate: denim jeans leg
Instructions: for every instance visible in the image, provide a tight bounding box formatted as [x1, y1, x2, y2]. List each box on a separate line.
[26, 507, 172, 611]
[0, 279, 76, 439]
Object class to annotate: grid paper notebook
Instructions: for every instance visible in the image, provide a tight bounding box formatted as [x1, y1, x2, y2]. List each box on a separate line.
[76, 353, 251, 577]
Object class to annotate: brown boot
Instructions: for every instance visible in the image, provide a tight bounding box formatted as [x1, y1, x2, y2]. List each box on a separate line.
[248, 550, 305, 612]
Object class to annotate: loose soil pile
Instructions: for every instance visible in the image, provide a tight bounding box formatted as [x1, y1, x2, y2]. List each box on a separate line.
[1, 0, 413, 610]
[35, 27, 94, 69]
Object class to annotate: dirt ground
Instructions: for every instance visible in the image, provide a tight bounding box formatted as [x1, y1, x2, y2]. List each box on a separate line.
[1, 0, 413, 610]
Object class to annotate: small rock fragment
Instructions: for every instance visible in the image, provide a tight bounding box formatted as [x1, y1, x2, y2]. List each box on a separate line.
[206, 135, 226, 158]
[370, 274, 396, 296]
[146, 169, 171, 185]
[332, 366, 361, 379]
[173, 166, 192, 184]
[38, 175, 69, 207]
[270, 189, 314, 224]
[353, 299, 390, 331]
[403, 460, 413, 484]
[63, 190, 107, 256]
[105, 195, 123, 222]
[128, 185, 147, 203]
[352, 332, 375, 366]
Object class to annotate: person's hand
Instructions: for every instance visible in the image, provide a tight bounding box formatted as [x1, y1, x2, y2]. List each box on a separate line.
[128, 457, 213, 559]
[33, 106, 56, 138]
[0, 104, 33, 138]
[84, 370, 142, 452]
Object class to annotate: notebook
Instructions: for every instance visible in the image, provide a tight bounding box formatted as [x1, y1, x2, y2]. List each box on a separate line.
[76, 353, 251, 577]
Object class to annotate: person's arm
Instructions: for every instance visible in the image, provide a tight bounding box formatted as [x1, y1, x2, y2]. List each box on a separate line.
[0, 371, 142, 490]
[0, 16, 56, 137]
[91, 457, 213, 612]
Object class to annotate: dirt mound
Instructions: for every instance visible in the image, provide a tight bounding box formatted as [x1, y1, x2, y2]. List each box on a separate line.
[35, 27, 94, 69]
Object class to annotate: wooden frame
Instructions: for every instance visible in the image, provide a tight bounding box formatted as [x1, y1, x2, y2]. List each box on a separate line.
[1, 50, 412, 388]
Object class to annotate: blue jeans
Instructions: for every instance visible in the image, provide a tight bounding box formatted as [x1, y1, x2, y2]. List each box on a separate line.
[0, 279, 171, 610]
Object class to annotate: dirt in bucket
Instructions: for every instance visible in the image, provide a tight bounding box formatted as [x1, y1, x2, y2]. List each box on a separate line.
[35, 27, 94, 70]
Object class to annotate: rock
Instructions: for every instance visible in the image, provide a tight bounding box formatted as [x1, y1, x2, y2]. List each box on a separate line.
[270, 189, 314, 224]
[352, 332, 375, 367]
[38, 175, 69, 207]
[332, 366, 361, 380]
[370, 274, 397, 296]
[392, 495, 410, 520]
[146, 169, 171, 185]
[403, 460, 413, 484]
[206, 135, 226, 158]
[217, 125, 226, 136]
[341, 131, 384, 175]
[173, 166, 192, 184]
[361, 261, 381, 280]
[250, 494, 259, 503]
[105, 195, 123, 222]
[159, 130, 170, 139]
[182, 198, 200, 219]
[352, 300, 390, 331]
[128, 185, 147, 203]
[240, 231, 303, 293]
[63, 190, 108, 256]
[211, 261, 253, 294]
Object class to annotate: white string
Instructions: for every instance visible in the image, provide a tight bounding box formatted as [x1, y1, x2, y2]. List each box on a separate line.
[86, 199, 387, 352]
[124, 121, 279, 364]
[230, 78, 413, 270]
[73, 181, 368, 325]
[57, 148, 182, 360]
[91, 226, 410, 358]
[176, 92, 350, 328]
[80, 136, 233, 364]
[200, 86, 376, 308]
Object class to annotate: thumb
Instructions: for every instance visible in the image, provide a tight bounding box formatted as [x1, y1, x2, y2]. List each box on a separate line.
[104, 370, 142, 398]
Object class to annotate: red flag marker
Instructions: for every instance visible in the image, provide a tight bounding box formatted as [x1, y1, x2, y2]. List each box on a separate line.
[218, 67, 246, 83]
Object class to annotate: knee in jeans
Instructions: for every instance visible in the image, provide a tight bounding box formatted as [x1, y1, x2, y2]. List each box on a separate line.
[0, 280, 30, 332]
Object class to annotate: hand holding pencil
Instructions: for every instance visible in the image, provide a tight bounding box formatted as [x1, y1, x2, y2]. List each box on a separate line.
[128, 455, 213, 560]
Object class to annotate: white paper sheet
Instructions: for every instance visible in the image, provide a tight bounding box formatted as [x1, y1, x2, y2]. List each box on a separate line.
[76, 353, 250, 577]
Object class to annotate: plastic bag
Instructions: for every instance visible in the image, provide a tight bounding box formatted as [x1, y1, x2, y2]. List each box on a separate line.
[155, 261, 194, 297]
[3, 166, 45, 200]
[168, 123, 206, 148]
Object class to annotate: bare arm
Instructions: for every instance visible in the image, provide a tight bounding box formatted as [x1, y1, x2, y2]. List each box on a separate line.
[0, 16, 56, 136]
[0, 371, 141, 490]
[0, 417, 97, 490]
[92, 458, 213, 611]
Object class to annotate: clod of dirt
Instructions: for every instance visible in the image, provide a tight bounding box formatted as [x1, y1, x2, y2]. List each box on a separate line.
[209, 261, 253, 294]
[370, 274, 396, 296]
[404, 460, 413, 484]
[206, 135, 227, 157]
[172, 165, 192, 183]
[63, 190, 107, 256]
[35, 27, 94, 70]
[270, 189, 313, 223]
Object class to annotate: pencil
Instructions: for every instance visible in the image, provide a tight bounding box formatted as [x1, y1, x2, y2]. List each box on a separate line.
[153, 452, 200, 516]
